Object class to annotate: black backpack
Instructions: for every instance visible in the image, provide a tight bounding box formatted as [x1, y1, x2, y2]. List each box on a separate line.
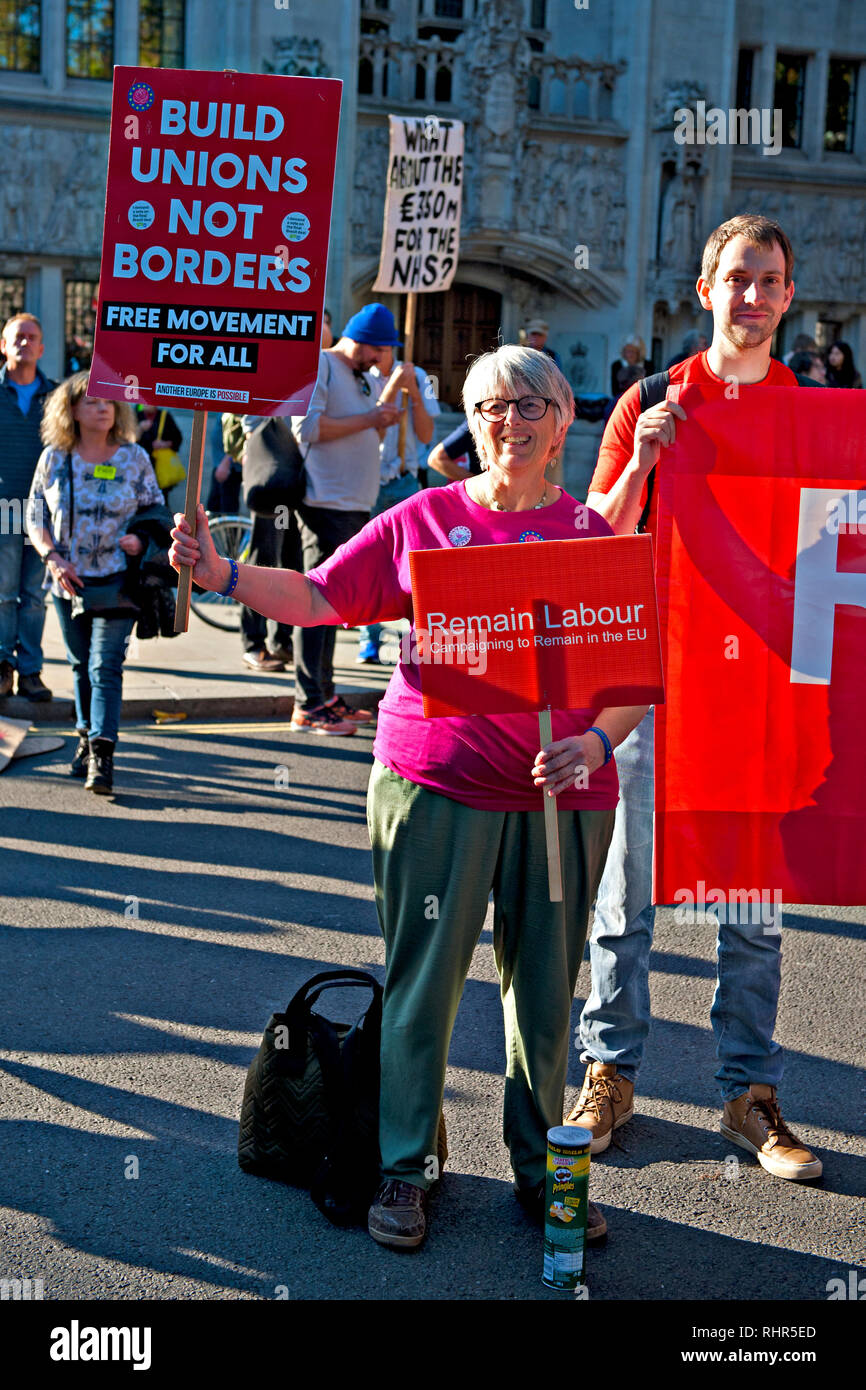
[237, 969, 383, 1226]
[636, 370, 671, 533]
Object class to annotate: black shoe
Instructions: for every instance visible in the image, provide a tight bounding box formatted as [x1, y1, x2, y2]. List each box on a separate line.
[70, 731, 89, 778]
[0, 660, 13, 698]
[368, 1180, 428, 1250]
[85, 738, 115, 794]
[16, 671, 52, 701]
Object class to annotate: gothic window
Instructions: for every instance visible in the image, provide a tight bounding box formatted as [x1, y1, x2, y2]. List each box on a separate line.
[736, 48, 754, 109]
[825, 59, 858, 152]
[64, 280, 98, 374]
[573, 80, 590, 117]
[528, 74, 541, 109]
[415, 62, 426, 100]
[358, 56, 374, 94]
[434, 64, 451, 103]
[67, 0, 113, 79]
[434, 0, 463, 16]
[549, 76, 566, 116]
[0, 278, 26, 326]
[774, 52, 807, 149]
[139, 0, 185, 69]
[530, 0, 547, 29]
[0, 0, 40, 71]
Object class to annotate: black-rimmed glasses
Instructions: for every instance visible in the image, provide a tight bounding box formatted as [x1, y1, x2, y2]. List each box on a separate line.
[475, 395, 554, 421]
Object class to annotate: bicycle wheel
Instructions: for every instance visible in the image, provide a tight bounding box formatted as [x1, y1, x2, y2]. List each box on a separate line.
[189, 513, 251, 630]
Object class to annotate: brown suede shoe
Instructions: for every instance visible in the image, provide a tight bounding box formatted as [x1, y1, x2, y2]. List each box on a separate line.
[565, 1062, 635, 1154]
[368, 1179, 428, 1249]
[720, 1085, 823, 1181]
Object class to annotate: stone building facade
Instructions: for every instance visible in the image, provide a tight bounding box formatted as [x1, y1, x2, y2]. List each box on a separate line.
[1, 1, 865, 485]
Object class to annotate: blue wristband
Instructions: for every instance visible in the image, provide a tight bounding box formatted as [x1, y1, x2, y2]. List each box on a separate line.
[586, 725, 613, 765]
[220, 557, 239, 597]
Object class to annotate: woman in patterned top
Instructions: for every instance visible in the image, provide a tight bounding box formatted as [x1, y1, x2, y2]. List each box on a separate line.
[26, 373, 166, 794]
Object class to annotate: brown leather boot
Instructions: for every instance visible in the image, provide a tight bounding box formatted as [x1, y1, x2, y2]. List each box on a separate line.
[565, 1062, 635, 1154]
[720, 1085, 822, 1180]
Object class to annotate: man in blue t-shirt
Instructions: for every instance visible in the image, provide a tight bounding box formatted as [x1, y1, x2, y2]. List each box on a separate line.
[0, 313, 57, 701]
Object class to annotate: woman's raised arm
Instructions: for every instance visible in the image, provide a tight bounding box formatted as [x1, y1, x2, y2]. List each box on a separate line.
[170, 504, 340, 627]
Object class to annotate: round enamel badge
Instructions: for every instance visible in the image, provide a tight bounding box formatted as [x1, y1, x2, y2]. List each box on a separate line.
[519, 529, 545, 542]
[128, 81, 155, 112]
[448, 526, 472, 547]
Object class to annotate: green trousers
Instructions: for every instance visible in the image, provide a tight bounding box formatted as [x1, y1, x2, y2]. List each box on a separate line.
[367, 760, 615, 1190]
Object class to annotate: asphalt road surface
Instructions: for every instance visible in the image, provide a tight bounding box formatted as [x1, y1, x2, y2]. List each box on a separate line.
[0, 719, 863, 1303]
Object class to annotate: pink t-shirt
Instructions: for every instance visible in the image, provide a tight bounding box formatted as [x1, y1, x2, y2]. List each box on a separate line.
[307, 480, 619, 811]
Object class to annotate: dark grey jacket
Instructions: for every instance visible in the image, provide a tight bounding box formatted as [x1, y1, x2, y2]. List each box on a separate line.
[0, 365, 57, 502]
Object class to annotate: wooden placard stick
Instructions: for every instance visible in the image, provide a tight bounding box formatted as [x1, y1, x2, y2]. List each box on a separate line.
[538, 707, 563, 902]
[173, 408, 208, 634]
[397, 290, 418, 470]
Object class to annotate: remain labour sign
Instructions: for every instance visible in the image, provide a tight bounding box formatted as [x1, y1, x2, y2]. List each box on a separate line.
[89, 66, 342, 413]
[408, 535, 664, 718]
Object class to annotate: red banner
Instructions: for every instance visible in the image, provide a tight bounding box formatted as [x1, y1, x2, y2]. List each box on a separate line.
[654, 385, 866, 906]
[89, 66, 341, 414]
[409, 535, 664, 718]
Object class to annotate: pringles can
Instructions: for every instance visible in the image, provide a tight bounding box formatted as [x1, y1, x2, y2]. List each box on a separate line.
[542, 1125, 592, 1291]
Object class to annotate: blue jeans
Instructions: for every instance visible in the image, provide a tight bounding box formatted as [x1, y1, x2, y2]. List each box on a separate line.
[578, 708, 783, 1102]
[0, 531, 48, 674]
[359, 473, 421, 651]
[53, 597, 135, 744]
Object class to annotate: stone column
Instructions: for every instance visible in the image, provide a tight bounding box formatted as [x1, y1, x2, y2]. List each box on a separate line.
[854, 66, 866, 157]
[587, 72, 601, 122]
[37, 266, 65, 380]
[373, 43, 386, 99]
[803, 50, 830, 162]
[754, 42, 776, 120]
[115, 0, 140, 67]
[41, 0, 66, 92]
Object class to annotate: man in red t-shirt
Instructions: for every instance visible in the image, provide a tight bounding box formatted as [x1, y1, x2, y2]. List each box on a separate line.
[567, 214, 823, 1183]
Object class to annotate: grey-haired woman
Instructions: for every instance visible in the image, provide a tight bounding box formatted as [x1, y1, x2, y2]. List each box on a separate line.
[170, 346, 649, 1251]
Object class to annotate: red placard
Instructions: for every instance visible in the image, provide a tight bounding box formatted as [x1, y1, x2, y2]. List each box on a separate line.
[654, 385, 866, 905]
[88, 66, 342, 414]
[408, 535, 664, 718]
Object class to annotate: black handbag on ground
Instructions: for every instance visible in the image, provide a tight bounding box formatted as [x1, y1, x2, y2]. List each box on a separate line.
[242, 417, 306, 516]
[237, 969, 384, 1226]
